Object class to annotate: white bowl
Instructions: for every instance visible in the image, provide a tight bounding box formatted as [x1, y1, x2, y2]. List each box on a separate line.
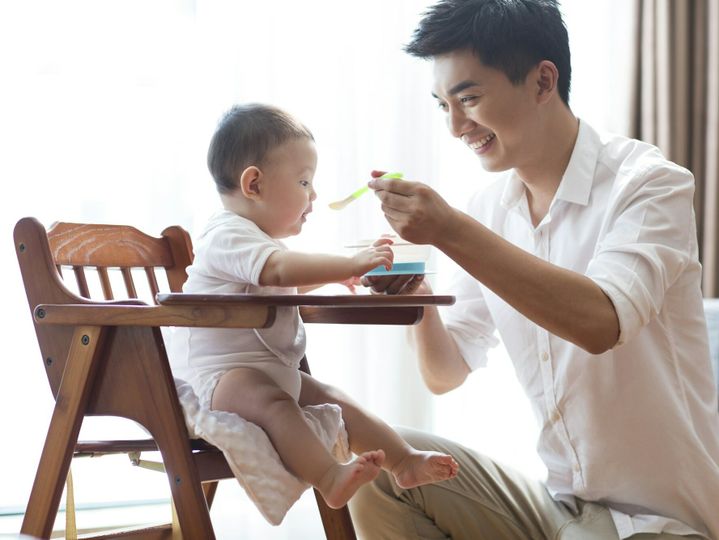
[347, 237, 431, 276]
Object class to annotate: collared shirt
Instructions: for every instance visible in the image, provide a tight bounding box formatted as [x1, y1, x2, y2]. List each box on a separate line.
[442, 119, 719, 539]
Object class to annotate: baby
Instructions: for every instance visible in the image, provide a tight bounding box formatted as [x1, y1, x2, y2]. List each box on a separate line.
[174, 103, 458, 509]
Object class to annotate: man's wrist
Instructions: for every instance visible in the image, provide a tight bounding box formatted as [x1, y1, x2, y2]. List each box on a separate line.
[433, 208, 468, 251]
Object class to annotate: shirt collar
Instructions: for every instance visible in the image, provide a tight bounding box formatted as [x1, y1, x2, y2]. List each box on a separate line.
[500, 119, 601, 210]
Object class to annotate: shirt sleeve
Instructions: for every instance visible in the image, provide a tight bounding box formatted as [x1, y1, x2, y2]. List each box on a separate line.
[585, 162, 696, 346]
[199, 220, 281, 286]
[442, 266, 500, 371]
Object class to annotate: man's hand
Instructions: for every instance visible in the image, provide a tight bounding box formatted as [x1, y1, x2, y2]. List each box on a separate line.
[361, 274, 428, 295]
[368, 170, 457, 246]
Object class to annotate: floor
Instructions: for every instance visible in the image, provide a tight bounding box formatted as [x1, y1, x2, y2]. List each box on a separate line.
[0, 481, 326, 539]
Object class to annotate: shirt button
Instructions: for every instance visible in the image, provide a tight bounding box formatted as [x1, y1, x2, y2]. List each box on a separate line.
[550, 409, 561, 423]
[541, 352, 549, 362]
[573, 464, 581, 473]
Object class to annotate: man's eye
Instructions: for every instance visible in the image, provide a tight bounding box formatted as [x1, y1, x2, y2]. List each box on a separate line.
[460, 95, 478, 104]
[437, 101, 448, 111]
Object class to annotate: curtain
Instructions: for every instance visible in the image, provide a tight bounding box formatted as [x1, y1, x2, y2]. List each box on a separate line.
[631, 0, 719, 295]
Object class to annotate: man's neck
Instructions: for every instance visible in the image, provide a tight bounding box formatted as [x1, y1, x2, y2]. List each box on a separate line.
[515, 108, 579, 226]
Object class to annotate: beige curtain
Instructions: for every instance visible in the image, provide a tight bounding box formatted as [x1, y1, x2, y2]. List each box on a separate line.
[631, 0, 719, 295]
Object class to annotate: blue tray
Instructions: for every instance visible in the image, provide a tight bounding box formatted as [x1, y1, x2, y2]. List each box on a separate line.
[365, 261, 426, 276]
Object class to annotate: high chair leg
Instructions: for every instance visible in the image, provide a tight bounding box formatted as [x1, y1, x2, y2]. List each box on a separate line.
[21, 326, 107, 539]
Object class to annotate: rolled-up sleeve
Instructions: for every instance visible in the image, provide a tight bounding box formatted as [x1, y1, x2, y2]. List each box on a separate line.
[585, 163, 695, 346]
[442, 267, 499, 370]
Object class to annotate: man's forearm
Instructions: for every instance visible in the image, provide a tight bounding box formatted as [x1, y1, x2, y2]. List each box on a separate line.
[436, 211, 620, 354]
[409, 306, 469, 394]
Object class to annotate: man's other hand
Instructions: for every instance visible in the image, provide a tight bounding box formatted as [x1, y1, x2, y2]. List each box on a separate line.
[360, 274, 428, 295]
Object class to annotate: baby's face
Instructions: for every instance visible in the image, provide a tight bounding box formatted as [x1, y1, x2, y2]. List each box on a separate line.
[257, 137, 318, 238]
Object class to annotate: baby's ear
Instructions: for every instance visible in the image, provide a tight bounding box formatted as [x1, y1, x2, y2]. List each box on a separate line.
[239, 166, 262, 200]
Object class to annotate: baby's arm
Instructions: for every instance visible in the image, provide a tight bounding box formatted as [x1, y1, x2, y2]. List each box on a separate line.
[259, 239, 393, 288]
[297, 276, 360, 295]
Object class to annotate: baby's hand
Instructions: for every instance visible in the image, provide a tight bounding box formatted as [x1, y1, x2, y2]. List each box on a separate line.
[339, 276, 362, 293]
[351, 237, 394, 276]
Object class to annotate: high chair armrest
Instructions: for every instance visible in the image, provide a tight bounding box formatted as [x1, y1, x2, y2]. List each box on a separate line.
[32, 303, 275, 329]
[157, 293, 455, 326]
[156, 292, 454, 307]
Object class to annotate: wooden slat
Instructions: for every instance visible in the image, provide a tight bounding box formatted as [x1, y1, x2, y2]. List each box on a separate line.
[193, 451, 234, 482]
[202, 482, 219, 508]
[34, 303, 276, 329]
[74, 439, 217, 455]
[121, 267, 138, 298]
[73, 266, 91, 298]
[70, 522, 173, 539]
[145, 267, 160, 301]
[97, 267, 114, 300]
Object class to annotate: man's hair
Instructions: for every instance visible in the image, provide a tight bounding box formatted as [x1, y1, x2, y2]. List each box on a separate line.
[405, 0, 571, 105]
[207, 103, 314, 194]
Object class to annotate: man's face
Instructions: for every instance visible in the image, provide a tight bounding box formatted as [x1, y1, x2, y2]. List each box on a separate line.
[432, 48, 538, 173]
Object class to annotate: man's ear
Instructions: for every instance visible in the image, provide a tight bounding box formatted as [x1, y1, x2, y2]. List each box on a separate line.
[535, 60, 559, 104]
[239, 166, 262, 200]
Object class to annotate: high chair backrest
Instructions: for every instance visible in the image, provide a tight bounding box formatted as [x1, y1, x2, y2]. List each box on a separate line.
[17, 218, 193, 399]
[48, 221, 193, 301]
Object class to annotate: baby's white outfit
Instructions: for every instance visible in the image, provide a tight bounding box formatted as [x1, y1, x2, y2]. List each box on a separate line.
[170, 210, 305, 406]
[165, 210, 350, 525]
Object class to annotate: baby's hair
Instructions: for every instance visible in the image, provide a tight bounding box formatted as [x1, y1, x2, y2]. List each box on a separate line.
[207, 103, 314, 194]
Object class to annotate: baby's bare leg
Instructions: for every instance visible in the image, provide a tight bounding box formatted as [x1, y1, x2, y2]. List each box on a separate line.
[212, 367, 384, 508]
[299, 373, 459, 488]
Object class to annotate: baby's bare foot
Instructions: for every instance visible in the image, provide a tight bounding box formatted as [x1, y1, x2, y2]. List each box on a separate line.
[392, 450, 459, 489]
[319, 449, 385, 509]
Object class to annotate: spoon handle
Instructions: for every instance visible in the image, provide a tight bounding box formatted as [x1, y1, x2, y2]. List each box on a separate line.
[348, 172, 402, 200]
[350, 185, 369, 199]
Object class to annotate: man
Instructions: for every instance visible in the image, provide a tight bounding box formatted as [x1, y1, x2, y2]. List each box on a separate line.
[350, 0, 719, 538]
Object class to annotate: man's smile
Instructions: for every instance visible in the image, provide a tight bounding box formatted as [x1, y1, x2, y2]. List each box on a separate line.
[466, 132, 496, 153]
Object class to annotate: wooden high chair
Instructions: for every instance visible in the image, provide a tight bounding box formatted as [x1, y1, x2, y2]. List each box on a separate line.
[14, 217, 453, 539]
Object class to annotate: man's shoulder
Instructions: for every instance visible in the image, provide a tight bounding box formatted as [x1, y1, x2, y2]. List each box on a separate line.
[595, 129, 692, 186]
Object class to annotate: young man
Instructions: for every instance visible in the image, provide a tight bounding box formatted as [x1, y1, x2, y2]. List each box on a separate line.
[351, 0, 719, 538]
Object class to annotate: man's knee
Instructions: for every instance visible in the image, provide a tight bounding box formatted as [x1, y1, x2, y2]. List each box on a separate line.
[349, 469, 399, 534]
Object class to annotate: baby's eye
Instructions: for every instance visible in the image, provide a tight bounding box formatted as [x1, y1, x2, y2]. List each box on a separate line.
[299, 180, 310, 187]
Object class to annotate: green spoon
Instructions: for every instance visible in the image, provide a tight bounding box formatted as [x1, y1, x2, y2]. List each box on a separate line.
[328, 172, 404, 210]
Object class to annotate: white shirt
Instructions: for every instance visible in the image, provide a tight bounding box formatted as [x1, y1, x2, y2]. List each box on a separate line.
[443, 120, 719, 539]
[171, 211, 306, 380]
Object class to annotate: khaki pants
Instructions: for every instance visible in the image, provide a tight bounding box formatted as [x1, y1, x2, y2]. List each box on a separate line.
[349, 427, 703, 540]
